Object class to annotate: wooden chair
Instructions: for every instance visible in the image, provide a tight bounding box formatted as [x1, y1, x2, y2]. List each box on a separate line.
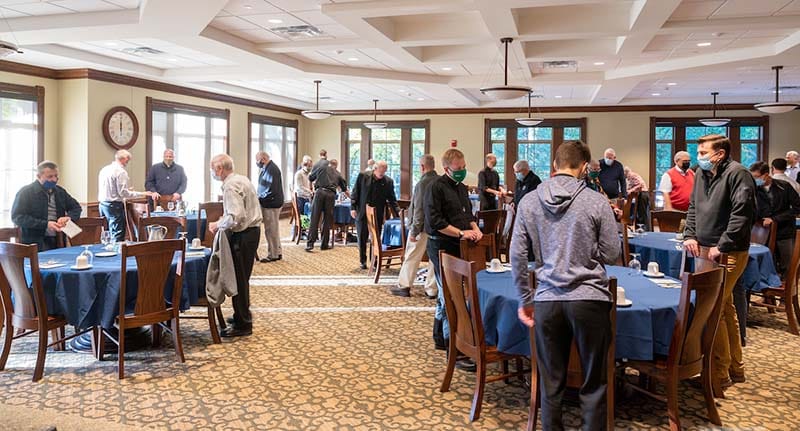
[651, 210, 687, 233]
[622, 258, 726, 430]
[85, 201, 101, 218]
[0, 227, 21, 242]
[460, 233, 497, 265]
[622, 191, 638, 227]
[397, 199, 411, 210]
[750, 230, 800, 335]
[198, 201, 224, 248]
[366, 205, 405, 284]
[67, 217, 107, 246]
[439, 252, 527, 422]
[138, 216, 186, 241]
[477, 209, 506, 255]
[291, 194, 309, 245]
[498, 209, 516, 263]
[750, 220, 777, 254]
[96, 240, 186, 379]
[123, 197, 150, 241]
[528, 272, 617, 431]
[0, 242, 90, 381]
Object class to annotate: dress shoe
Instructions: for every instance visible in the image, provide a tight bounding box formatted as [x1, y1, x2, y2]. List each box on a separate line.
[730, 372, 746, 383]
[225, 317, 235, 325]
[434, 338, 448, 351]
[455, 358, 477, 372]
[220, 327, 252, 337]
[305, 245, 314, 252]
[389, 285, 410, 297]
[320, 245, 332, 250]
[263, 255, 282, 262]
[360, 263, 367, 270]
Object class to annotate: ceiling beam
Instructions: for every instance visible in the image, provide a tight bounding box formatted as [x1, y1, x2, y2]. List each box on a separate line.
[23, 44, 164, 76]
[615, 0, 682, 57]
[659, 15, 800, 34]
[257, 38, 370, 53]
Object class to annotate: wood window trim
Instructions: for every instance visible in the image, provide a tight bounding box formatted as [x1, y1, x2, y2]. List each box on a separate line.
[648, 116, 770, 189]
[340, 120, 431, 199]
[246, 112, 300, 180]
[483, 118, 587, 186]
[0, 82, 44, 164]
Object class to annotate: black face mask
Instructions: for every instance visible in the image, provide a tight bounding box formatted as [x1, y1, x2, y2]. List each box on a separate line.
[680, 161, 690, 171]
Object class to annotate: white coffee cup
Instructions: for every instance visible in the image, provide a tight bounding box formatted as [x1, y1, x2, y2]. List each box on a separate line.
[616, 286, 631, 306]
[75, 255, 89, 269]
[675, 232, 684, 240]
[155, 205, 164, 212]
[489, 258, 503, 272]
[191, 238, 202, 249]
[647, 262, 660, 275]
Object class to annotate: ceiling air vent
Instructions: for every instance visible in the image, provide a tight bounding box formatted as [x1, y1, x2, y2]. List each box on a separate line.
[121, 46, 165, 57]
[270, 25, 324, 39]
[542, 61, 577, 69]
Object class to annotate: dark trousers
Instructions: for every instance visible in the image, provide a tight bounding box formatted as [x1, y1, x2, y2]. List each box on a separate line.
[229, 226, 260, 329]
[356, 212, 385, 265]
[307, 189, 335, 248]
[534, 300, 612, 431]
[634, 193, 651, 230]
[99, 201, 125, 242]
[427, 236, 461, 345]
[775, 237, 794, 278]
[479, 195, 497, 211]
[41, 236, 58, 251]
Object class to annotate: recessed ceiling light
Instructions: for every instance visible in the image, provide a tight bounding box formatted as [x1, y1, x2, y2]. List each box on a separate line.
[417, 97, 425, 101]
[667, 82, 677, 86]
[652, 92, 661, 96]
[696, 42, 712, 47]
[554, 95, 563, 99]
[593, 62, 605, 66]
[268, 18, 283, 24]
[347, 57, 359, 61]
[167, 58, 178, 62]
[441, 67, 452, 71]
[243, 5, 253, 10]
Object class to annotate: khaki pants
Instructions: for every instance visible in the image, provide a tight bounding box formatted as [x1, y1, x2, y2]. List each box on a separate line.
[698, 250, 748, 382]
[397, 232, 437, 295]
[261, 207, 282, 259]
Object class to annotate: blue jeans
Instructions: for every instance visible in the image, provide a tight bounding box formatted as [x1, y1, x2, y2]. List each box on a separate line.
[100, 201, 125, 242]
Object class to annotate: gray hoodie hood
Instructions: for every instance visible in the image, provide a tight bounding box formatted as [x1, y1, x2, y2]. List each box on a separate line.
[537, 174, 587, 215]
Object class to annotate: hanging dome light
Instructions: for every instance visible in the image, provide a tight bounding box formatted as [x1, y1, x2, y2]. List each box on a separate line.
[698, 92, 730, 127]
[301, 80, 333, 120]
[0, 40, 21, 58]
[515, 91, 544, 126]
[364, 99, 387, 129]
[480, 37, 531, 101]
[754, 66, 799, 114]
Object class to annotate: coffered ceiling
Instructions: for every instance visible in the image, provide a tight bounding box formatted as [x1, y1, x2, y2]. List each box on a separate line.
[1, 0, 799, 110]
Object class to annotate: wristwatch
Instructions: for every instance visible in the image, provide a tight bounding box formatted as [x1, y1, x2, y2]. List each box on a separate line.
[458, 230, 464, 238]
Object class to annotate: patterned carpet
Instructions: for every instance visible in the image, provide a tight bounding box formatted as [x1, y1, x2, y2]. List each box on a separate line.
[1, 223, 799, 430]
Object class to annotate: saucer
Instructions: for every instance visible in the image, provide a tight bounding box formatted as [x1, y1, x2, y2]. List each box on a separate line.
[643, 271, 664, 278]
[485, 267, 509, 273]
[96, 251, 118, 257]
[70, 265, 92, 271]
[616, 299, 633, 307]
[188, 246, 206, 251]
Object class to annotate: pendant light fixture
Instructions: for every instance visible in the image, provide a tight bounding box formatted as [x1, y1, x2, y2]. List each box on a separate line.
[301, 80, 333, 120]
[480, 37, 531, 101]
[754, 66, 799, 114]
[364, 99, 387, 129]
[698, 92, 730, 127]
[0, 10, 22, 58]
[515, 91, 544, 126]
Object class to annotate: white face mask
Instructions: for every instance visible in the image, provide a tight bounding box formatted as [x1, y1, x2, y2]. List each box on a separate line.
[210, 169, 222, 181]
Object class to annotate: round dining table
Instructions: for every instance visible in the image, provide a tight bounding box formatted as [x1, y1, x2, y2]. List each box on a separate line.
[148, 210, 205, 242]
[303, 201, 355, 225]
[381, 219, 404, 247]
[477, 266, 684, 361]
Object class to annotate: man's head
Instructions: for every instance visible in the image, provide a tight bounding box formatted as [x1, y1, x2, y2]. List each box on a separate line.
[163, 149, 175, 167]
[786, 151, 798, 165]
[771, 158, 788, 174]
[420, 154, 435, 174]
[554, 140, 592, 178]
[513, 160, 530, 180]
[603, 148, 616, 166]
[367, 159, 375, 169]
[373, 160, 388, 179]
[485, 153, 497, 169]
[623, 165, 631, 177]
[697, 134, 730, 171]
[749, 161, 770, 186]
[319, 149, 327, 159]
[302, 155, 313, 169]
[36, 161, 59, 189]
[255, 151, 270, 168]
[115, 149, 132, 167]
[674, 151, 691, 171]
[329, 159, 339, 170]
[210, 154, 234, 182]
[441, 148, 467, 183]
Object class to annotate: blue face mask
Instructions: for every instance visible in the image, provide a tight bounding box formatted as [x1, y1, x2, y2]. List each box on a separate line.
[697, 151, 718, 171]
[604, 158, 614, 166]
[755, 178, 765, 187]
[42, 180, 57, 190]
[515, 172, 525, 181]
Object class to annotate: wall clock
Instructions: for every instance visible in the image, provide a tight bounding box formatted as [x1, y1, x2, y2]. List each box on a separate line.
[102, 106, 139, 150]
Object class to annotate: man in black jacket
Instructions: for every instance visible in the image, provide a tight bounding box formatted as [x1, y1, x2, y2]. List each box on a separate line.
[749, 161, 800, 276]
[512, 160, 542, 207]
[683, 134, 755, 397]
[351, 160, 399, 269]
[598, 148, 626, 199]
[256, 151, 284, 262]
[11, 161, 82, 250]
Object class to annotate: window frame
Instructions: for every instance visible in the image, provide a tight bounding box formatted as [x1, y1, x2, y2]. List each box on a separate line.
[246, 112, 299, 202]
[340, 119, 430, 199]
[648, 116, 770, 190]
[483, 118, 587, 187]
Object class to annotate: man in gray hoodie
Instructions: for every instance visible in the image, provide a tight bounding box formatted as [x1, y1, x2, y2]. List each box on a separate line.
[511, 140, 620, 431]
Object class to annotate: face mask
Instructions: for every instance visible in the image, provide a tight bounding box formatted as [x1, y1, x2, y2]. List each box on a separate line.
[42, 180, 57, 190]
[303, 166, 310, 172]
[588, 171, 600, 180]
[210, 169, 222, 182]
[697, 151, 718, 171]
[754, 178, 765, 187]
[679, 161, 690, 171]
[448, 168, 467, 184]
[604, 158, 614, 166]
[515, 172, 524, 181]
[257, 161, 265, 169]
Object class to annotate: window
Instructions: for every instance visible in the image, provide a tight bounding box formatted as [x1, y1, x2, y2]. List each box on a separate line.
[147, 98, 229, 206]
[649, 117, 769, 189]
[484, 118, 586, 187]
[248, 114, 298, 201]
[341, 120, 430, 199]
[0, 83, 43, 227]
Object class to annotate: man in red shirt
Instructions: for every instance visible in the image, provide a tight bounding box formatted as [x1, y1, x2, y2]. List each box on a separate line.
[658, 150, 694, 211]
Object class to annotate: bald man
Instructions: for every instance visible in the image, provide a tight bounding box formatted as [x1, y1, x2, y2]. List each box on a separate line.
[145, 149, 187, 203]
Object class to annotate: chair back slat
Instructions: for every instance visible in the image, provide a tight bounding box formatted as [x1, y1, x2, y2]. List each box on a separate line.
[198, 202, 223, 247]
[440, 252, 484, 354]
[0, 227, 21, 242]
[783, 230, 800, 300]
[620, 222, 631, 266]
[0, 243, 46, 323]
[366, 205, 382, 254]
[138, 216, 185, 241]
[459, 233, 496, 265]
[124, 197, 150, 241]
[120, 240, 185, 319]
[750, 221, 777, 253]
[85, 201, 101, 218]
[622, 191, 638, 225]
[650, 210, 686, 233]
[477, 209, 506, 254]
[68, 217, 107, 246]
[498, 209, 516, 260]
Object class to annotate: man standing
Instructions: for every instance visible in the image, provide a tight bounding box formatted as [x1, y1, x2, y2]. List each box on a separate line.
[749, 161, 800, 276]
[478, 153, 505, 210]
[145, 149, 187, 204]
[208, 154, 262, 337]
[684, 134, 755, 396]
[624, 165, 651, 230]
[658, 151, 695, 211]
[351, 160, 400, 270]
[306, 149, 336, 251]
[512, 160, 541, 207]
[11, 161, 82, 250]
[255, 151, 283, 263]
[770, 158, 800, 195]
[294, 155, 313, 212]
[425, 148, 483, 361]
[391, 154, 438, 297]
[598, 148, 626, 199]
[513, 140, 619, 430]
[785, 151, 800, 181]
[98, 150, 158, 241]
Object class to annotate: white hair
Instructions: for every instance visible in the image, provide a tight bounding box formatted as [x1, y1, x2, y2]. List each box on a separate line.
[115, 149, 131, 161]
[211, 154, 234, 171]
[604, 148, 615, 156]
[674, 151, 690, 163]
[788, 151, 799, 158]
[513, 160, 529, 171]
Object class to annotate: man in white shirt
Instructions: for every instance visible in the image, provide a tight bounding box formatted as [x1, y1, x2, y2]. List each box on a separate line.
[294, 155, 313, 214]
[98, 150, 159, 241]
[771, 158, 800, 194]
[786, 151, 800, 181]
[208, 154, 262, 337]
[657, 151, 694, 211]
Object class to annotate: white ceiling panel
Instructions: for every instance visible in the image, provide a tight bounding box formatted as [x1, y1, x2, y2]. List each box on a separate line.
[242, 13, 308, 28]
[211, 16, 261, 31]
[3, 2, 72, 15]
[229, 28, 286, 43]
[50, 0, 122, 12]
[712, 0, 795, 18]
[266, 0, 329, 13]
[221, 0, 281, 16]
[669, 1, 725, 20]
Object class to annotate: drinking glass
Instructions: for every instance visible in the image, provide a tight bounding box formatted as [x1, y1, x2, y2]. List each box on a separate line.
[100, 230, 112, 250]
[178, 231, 188, 247]
[628, 253, 641, 275]
[636, 223, 646, 235]
[167, 201, 176, 212]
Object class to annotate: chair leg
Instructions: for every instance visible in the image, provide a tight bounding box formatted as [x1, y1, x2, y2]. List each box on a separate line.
[374, 258, 383, 284]
[118, 329, 125, 380]
[785, 292, 799, 335]
[171, 318, 185, 362]
[516, 357, 525, 383]
[33, 328, 48, 382]
[50, 329, 63, 351]
[96, 328, 106, 361]
[207, 306, 221, 344]
[440, 341, 458, 393]
[527, 365, 540, 431]
[0, 319, 12, 371]
[152, 323, 162, 348]
[666, 375, 681, 431]
[701, 366, 721, 426]
[469, 359, 487, 422]
[215, 306, 227, 330]
[502, 360, 510, 383]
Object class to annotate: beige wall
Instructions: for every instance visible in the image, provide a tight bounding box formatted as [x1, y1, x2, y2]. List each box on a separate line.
[304, 110, 800, 186]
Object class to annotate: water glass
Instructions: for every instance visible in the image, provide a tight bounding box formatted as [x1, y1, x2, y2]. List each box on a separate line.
[636, 224, 645, 235]
[167, 201, 176, 212]
[100, 229, 112, 249]
[628, 253, 641, 275]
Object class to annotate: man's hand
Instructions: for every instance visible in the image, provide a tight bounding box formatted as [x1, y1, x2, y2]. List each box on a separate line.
[708, 246, 721, 262]
[463, 228, 483, 242]
[683, 238, 699, 257]
[518, 305, 534, 328]
[409, 234, 418, 243]
[208, 221, 219, 234]
[172, 193, 181, 201]
[762, 217, 773, 227]
[47, 221, 62, 232]
[56, 216, 71, 227]
[350, 210, 357, 219]
[147, 191, 161, 200]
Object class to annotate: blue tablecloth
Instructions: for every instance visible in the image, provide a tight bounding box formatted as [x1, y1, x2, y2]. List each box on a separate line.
[477, 266, 682, 360]
[303, 202, 354, 225]
[29, 245, 211, 330]
[382, 219, 404, 247]
[628, 232, 780, 292]
[148, 211, 204, 242]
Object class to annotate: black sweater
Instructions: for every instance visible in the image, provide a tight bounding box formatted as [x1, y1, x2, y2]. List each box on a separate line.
[754, 178, 800, 241]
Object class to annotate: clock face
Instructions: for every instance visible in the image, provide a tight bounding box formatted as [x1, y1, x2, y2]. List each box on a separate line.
[103, 106, 139, 150]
